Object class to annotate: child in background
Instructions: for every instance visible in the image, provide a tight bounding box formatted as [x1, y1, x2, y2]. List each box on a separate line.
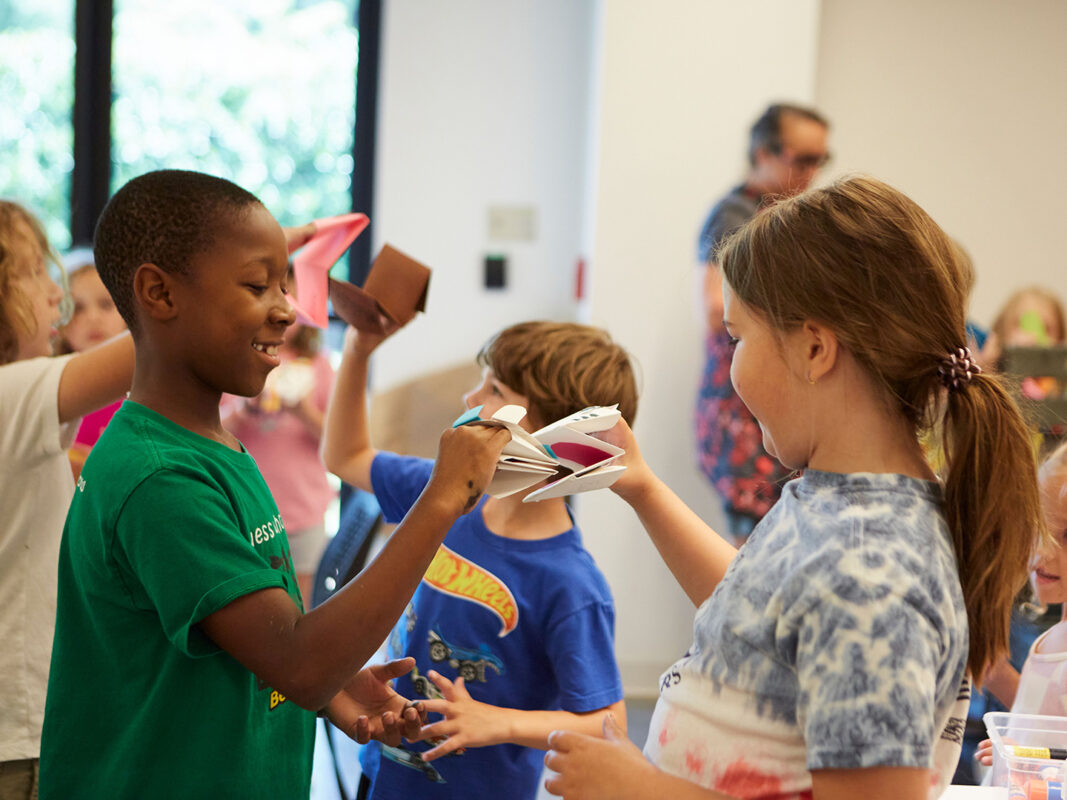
[982, 285, 1066, 398]
[322, 320, 634, 800]
[55, 254, 129, 478]
[544, 176, 1043, 800]
[39, 170, 509, 799]
[975, 440, 1067, 771]
[224, 270, 335, 603]
[0, 201, 134, 798]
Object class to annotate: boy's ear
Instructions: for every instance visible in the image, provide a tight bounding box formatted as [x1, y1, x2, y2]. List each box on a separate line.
[802, 319, 838, 383]
[133, 263, 179, 322]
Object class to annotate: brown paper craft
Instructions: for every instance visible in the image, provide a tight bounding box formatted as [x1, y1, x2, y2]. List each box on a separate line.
[328, 244, 431, 333]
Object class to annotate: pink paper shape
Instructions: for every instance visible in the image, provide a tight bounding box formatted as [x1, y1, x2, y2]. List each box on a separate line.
[289, 213, 370, 328]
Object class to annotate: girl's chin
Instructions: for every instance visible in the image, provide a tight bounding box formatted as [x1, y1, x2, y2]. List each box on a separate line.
[1033, 587, 1063, 607]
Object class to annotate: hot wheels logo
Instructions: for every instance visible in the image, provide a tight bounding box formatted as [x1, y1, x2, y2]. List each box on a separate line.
[423, 545, 518, 636]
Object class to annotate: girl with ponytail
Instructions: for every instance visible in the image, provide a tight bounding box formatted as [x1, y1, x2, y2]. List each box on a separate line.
[544, 176, 1045, 800]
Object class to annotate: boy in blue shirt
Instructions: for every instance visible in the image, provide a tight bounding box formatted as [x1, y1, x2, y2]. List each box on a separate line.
[40, 170, 508, 799]
[323, 320, 637, 799]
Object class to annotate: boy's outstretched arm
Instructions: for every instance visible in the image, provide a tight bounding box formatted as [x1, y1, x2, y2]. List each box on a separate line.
[416, 670, 627, 760]
[199, 421, 510, 712]
[321, 325, 394, 491]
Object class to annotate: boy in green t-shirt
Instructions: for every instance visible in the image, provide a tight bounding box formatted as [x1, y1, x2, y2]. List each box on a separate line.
[39, 169, 508, 799]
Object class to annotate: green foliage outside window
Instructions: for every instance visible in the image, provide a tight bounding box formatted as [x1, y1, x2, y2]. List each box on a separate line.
[1, 0, 358, 259]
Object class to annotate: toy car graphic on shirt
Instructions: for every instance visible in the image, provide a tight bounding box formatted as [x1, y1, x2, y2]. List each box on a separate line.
[409, 665, 444, 701]
[380, 743, 446, 783]
[427, 629, 504, 683]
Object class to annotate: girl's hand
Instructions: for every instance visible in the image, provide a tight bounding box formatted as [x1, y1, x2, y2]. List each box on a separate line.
[543, 714, 656, 799]
[326, 658, 426, 746]
[416, 670, 501, 761]
[593, 418, 655, 503]
[976, 737, 993, 767]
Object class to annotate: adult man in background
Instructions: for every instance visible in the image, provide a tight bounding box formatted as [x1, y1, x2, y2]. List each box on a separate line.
[695, 103, 831, 544]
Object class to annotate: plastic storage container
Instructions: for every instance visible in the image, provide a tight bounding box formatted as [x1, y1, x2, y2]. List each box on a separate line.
[984, 711, 1067, 796]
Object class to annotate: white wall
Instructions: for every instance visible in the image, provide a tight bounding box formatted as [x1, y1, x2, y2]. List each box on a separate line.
[373, 0, 822, 694]
[371, 0, 595, 389]
[815, 0, 1067, 327]
[578, 0, 822, 694]
[371, 0, 1067, 696]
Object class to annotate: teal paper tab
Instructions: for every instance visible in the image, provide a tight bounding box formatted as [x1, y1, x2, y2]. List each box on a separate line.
[452, 405, 483, 428]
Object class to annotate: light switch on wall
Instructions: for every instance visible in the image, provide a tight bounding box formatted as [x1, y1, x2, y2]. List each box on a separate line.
[488, 205, 537, 241]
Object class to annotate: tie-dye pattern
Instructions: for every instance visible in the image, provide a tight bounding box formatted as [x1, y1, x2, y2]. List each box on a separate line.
[645, 471, 970, 799]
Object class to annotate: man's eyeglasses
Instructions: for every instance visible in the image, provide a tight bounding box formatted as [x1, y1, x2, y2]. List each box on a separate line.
[783, 151, 832, 170]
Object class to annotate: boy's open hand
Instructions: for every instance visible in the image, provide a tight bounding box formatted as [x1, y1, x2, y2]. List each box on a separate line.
[325, 658, 426, 746]
[428, 422, 510, 516]
[543, 714, 656, 799]
[416, 670, 501, 761]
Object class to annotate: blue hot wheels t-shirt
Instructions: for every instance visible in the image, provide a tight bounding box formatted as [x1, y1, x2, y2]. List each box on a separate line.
[360, 452, 623, 800]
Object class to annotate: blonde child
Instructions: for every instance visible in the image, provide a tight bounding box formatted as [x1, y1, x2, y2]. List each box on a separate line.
[223, 272, 335, 603]
[544, 176, 1043, 800]
[980, 286, 1066, 399]
[56, 256, 129, 477]
[975, 441, 1067, 770]
[0, 201, 134, 798]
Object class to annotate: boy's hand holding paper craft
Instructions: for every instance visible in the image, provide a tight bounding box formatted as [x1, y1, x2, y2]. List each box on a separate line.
[453, 404, 626, 502]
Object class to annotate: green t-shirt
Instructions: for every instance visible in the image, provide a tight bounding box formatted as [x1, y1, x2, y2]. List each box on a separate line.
[40, 401, 315, 799]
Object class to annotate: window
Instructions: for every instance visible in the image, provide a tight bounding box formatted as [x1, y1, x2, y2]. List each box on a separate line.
[112, 0, 358, 234]
[1, 0, 378, 280]
[0, 0, 77, 249]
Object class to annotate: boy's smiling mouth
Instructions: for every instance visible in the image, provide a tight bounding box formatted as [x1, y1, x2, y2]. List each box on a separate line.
[252, 342, 281, 358]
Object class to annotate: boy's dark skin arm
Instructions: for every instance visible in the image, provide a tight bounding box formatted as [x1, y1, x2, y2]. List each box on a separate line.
[199, 422, 508, 713]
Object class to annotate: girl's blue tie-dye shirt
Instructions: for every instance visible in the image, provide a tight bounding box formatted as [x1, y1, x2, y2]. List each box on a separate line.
[646, 471, 970, 799]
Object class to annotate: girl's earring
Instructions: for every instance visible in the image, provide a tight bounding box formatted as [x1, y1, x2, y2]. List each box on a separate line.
[807, 373, 817, 385]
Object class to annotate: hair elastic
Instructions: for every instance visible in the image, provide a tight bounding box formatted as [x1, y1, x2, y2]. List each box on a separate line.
[938, 346, 981, 391]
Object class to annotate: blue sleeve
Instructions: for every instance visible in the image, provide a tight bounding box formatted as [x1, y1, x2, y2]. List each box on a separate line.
[545, 600, 624, 712]
[369, 451, 435, 524]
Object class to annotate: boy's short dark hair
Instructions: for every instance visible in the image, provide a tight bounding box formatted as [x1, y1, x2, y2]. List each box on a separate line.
[93, 169, 262, 333]
[477, 321, 639, 427]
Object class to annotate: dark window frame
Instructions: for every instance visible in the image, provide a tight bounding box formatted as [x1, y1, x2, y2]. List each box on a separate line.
[68, 0, 380, 286]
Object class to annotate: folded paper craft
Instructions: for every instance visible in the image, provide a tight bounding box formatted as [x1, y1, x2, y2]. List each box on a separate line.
[289, 213, 370, 328]
[452, 404, 625, 502]
[328, 244, 431, 334]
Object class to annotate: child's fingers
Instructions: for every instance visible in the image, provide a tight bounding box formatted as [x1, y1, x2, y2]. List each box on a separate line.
[419, 719, 456, 742]
[421, 733, 465, 762]
[547, 729, 575, 752]
[373, 657, 416, 682]
[351, 715, 371, 745]
[427, 669, 455, 696]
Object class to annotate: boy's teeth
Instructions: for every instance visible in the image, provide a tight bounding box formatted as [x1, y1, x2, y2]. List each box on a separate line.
[253, 343, 278, 356]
